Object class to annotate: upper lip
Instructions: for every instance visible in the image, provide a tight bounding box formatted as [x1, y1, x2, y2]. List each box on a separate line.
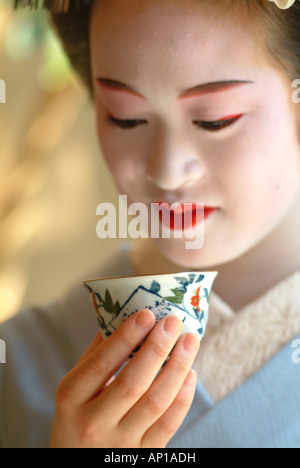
[151, 200, 217, 209]
[153, 201, 217, 211]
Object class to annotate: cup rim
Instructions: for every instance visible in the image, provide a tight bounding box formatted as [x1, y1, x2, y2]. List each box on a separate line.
[83, 270, 218, 284]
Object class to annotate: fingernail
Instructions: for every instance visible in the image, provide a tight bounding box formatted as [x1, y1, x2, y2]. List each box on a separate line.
[134, 309, 154, 330]
[163, 316, 182, 337]
[183, 334, 200, 352]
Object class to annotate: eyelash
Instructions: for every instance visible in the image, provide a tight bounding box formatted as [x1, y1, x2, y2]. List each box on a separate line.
[105, 114, 243, 132]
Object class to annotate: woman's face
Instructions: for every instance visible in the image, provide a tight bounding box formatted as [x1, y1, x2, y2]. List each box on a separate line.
[90, 0, 300, 268]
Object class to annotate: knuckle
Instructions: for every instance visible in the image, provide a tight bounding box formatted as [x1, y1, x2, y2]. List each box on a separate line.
[89, 355, 111, 377]
[147, 339, 168, 360]
[118, 328, 137, 349]
[175, 391, 193, 411]
[77, 419, 101, 445]
[144, 391, 166, 416]
[172, 359, 188, 376]
[158, 417, 180, 439]
[115, 373, 143, 400]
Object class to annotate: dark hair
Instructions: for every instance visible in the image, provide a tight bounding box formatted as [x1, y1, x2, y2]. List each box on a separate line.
[49, 0, 300, 100]
[49, 1, 94, 98]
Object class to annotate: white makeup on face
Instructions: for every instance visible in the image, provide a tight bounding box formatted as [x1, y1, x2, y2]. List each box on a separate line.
[89, 0, 300, 279]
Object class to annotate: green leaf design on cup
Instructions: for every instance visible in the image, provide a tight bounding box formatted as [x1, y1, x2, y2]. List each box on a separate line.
[163, 288, 184, 304]
[103, 289, 121, 316]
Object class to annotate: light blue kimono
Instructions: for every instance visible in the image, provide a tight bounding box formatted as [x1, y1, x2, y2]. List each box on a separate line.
[0, 242, 299, 448]
[168, 337, 300, 448]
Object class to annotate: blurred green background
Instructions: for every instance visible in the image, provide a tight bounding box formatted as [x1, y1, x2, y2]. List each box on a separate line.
[0, 1, 122, 322]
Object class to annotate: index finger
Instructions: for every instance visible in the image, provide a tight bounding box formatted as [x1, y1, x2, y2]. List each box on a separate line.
[58, 309, 156, 405]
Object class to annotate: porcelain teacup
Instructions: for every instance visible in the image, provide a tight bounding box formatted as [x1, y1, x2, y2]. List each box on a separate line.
[83, 271, 218, 357]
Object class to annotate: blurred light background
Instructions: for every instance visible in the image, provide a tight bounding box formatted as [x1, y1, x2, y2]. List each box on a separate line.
[0, 0, 122, 323]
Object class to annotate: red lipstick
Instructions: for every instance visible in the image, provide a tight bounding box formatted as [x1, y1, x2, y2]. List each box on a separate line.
[153, 202, 217, 231]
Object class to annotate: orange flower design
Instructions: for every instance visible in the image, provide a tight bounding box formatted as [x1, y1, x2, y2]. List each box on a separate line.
[191, 286, 201, 311]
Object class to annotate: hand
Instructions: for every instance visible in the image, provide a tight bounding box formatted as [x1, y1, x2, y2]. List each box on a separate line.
[50, 309, 199, 448]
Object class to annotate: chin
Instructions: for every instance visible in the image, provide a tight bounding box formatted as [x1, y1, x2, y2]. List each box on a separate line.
[154, 239, 221, 270]
[154, 234, 252, 270]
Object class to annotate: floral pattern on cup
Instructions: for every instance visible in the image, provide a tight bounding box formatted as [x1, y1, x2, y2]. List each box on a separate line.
[83, 272, 218, 354]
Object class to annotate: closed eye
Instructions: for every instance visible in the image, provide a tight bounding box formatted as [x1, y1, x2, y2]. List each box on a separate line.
[105, 114, 146, 130]
[105, 113, 243, 131]
[193, 114, 243, 131]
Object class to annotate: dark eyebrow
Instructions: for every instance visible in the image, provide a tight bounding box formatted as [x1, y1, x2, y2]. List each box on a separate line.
[97, 78, 254, 100]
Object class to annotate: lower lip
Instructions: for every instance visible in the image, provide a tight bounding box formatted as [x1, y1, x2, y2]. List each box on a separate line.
[155, 203, 217, 231]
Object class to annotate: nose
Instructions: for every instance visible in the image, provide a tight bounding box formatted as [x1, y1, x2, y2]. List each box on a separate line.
[146, 129, 204, 191]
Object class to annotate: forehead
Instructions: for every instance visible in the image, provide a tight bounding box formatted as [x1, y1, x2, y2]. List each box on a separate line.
[89, 0, 266, 94]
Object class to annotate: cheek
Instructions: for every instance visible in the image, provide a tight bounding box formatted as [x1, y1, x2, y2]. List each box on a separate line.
[213, 120, 300, 229]
[96, 111, 143, 193]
